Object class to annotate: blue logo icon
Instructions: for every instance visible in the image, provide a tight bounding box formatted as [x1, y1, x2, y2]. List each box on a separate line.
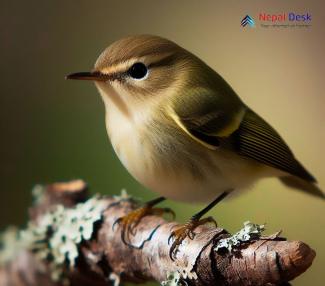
[241, 15, 255, 27]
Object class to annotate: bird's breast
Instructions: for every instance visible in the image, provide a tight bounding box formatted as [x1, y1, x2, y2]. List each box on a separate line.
[105, 105, 229, 202]
[105, 104, 271, 203]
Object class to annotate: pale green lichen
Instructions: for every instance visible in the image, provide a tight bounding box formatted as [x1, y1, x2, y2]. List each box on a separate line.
[215, 221, 265, 252]
[112, 189, 142, 205]
[31, 184, 46, 205]
[0, 227, 22, 266]
[162, 222, 265, 285]
[1, 193, 107, 284]
[161, 271, 185, 286]
[30, 195, 106, 282]
[113, 189, 132, 201]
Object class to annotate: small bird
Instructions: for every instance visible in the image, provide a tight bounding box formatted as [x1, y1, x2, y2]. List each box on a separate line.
[67, 35, 324, 259]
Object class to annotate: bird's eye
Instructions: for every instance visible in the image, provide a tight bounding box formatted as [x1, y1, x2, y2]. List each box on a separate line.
[128, 62, 148, 80]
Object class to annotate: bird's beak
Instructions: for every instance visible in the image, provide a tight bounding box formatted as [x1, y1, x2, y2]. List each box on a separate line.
[66, 71, 107, 82]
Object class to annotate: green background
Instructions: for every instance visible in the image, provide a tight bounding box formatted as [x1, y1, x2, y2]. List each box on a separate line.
[1, 1, 324, 285]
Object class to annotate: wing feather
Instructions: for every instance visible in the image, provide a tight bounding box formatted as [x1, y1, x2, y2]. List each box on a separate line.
[232, 109, 316, 182]
[170, 88, 315, 183]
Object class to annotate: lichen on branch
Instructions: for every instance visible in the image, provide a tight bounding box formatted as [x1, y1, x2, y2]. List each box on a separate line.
[0, 180, 316, 286]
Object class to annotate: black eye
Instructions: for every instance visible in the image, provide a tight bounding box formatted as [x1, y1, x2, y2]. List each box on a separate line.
[128, 62, 148, 79]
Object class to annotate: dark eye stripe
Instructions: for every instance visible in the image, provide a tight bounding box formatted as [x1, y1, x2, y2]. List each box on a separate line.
[148, 54, 177, 69]
[107, 54, 178, 81]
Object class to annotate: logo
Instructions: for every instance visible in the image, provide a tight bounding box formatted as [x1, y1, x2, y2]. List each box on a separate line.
[241, 15, 255, 27]
[241, 13, 312, 29]
[259, 13, 312, 23]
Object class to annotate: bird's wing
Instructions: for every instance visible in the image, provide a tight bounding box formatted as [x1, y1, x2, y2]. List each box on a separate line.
[232, 108, 316, 182]
[168, 87, 246, 150]
[170, 91, 315, 183]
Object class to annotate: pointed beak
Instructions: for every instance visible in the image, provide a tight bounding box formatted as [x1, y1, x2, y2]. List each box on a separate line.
[65, 71, 107, 81]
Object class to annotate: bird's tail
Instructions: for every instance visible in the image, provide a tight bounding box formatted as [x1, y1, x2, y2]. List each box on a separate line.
[279, 176, 325, 199]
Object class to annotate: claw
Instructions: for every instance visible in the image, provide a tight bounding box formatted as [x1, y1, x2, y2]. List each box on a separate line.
[113, 204, 175, 247]
[168, 216, 217, 261]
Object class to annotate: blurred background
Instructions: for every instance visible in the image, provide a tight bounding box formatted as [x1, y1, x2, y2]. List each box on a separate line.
[0, 0, 324, 285]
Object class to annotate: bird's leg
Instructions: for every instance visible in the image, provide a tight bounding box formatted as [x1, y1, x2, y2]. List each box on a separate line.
[113, 196, 175, 247]
[168, 191, 230, 260]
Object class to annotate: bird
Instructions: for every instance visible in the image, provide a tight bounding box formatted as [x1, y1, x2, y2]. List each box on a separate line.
[66, 34, 324, 260]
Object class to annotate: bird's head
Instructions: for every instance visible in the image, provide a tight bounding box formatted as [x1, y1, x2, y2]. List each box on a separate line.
[67, 35, 209, 117]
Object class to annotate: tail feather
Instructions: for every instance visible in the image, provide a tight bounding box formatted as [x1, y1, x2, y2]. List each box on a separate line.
[280, 176, 325, 199]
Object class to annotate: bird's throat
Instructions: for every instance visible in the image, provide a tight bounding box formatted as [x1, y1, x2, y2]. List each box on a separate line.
[95, 82, 132, 119]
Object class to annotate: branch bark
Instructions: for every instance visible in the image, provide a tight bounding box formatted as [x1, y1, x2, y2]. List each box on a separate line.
[0, 180, 315, 286]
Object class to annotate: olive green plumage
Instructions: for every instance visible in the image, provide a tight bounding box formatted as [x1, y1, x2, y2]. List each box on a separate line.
[67, 34, 324, 201]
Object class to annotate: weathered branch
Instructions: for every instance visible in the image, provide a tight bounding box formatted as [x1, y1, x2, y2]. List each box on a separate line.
[0, 180, 315, 286]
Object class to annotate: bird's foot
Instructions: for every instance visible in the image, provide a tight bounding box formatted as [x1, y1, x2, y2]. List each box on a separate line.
[113, 199, 174, 247]
[168, 216, 217, 260]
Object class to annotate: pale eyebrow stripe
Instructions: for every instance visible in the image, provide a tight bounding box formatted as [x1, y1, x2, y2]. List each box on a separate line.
[100, 61, 131, 75]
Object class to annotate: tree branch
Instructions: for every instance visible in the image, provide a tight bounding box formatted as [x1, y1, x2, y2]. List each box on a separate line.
[0, 180, 315, 286]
